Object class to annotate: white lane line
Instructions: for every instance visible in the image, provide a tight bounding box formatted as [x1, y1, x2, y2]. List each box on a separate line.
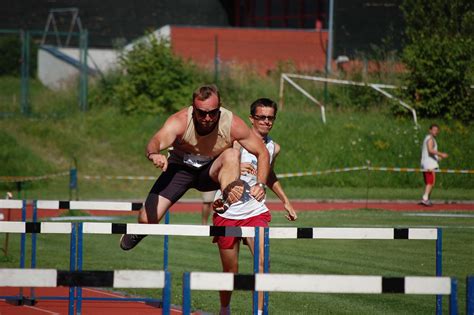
[403, 213, 474, 218]
[82, 287, 127, 298]
[24, 305, 60, 315]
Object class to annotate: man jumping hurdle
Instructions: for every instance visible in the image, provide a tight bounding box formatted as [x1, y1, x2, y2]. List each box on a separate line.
[120, 84, 270, 250]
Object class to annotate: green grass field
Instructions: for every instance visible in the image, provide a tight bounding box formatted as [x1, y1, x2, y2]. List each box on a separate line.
[1, 209, 473, 314]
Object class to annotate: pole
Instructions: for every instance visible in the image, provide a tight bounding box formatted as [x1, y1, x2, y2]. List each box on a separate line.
[436, 228, 443, 315]
[326, 0, 334, 74]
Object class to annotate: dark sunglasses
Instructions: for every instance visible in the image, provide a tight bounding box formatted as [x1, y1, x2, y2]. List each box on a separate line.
[253, 114, 276, 122]
[193, 106, 220, 118]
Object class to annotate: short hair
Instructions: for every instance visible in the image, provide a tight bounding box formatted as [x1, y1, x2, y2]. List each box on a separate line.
[250, 98, 278, 116]
[192, 84, 221, 106]
[429, 123, 439, 130]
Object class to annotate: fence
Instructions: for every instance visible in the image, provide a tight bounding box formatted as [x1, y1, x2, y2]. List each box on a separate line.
[0, 28, 88, 117]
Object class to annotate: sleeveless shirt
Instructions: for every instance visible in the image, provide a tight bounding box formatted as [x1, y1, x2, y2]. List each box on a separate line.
[217, 137, 276, 220]
[168, 106, 233, 168]
[421, 134, 439, 170]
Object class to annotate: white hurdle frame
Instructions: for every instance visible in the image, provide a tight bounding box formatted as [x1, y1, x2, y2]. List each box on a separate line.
[0, 268, 171, 314]
[182, 272, 458, 315]
[262, 227, 444, 315]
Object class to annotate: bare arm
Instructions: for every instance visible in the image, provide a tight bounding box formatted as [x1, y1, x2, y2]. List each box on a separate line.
[427, 138, 448, 159]
[267, 143, 297, 221]
[146, 109, 187, 170]
[231, 115, 270, 199]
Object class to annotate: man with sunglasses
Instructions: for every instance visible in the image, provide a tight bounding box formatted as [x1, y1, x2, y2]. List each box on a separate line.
[212, 98, 297, 315]
[120, 85, 270, 250]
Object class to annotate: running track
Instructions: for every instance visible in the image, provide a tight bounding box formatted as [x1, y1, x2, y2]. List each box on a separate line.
[1, 199, 473, 314]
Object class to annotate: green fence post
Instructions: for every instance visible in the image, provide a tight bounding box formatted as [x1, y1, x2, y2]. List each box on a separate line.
[79, 30, 88, 111]
[20, 30, 30, 115]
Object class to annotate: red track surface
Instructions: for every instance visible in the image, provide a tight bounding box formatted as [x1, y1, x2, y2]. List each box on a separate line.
[0, 287, 184, 314]
[1, 199, 473, 314]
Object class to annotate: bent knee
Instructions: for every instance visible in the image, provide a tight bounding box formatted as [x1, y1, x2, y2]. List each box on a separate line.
[220, 148, 240, 164]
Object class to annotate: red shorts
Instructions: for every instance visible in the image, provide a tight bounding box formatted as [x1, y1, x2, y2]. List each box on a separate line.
[212, 211, 272, 249]
[423, 171, 435, 185]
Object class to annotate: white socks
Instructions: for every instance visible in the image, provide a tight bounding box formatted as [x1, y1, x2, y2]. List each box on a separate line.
[423, 194, 429, 201]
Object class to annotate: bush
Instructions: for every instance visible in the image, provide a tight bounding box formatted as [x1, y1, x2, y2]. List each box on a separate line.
[91, 34, 202, 114]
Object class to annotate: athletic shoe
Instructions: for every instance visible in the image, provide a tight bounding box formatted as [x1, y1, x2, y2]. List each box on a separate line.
[420, 199, 433, 207]
[120, 234, 147, 250]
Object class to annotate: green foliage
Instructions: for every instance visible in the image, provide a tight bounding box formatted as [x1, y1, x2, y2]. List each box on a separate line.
[91, 34, 201, 114]
[0, 34, 37, 77]
[401, 0, 474, 120]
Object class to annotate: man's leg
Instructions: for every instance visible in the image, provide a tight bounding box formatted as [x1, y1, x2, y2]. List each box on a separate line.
[201, 202, 212, 225]
[218, 242, 240, 315]
[209, 148, 243, 204]
[421, 171, 435, 206]
[120, 194, 173, 250]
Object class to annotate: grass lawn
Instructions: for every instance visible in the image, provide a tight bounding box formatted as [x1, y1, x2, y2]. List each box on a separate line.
[1, 209, 473, 314]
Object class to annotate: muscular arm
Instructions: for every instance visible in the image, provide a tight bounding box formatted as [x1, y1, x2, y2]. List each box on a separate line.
[146, 109, 187, 170]
[231, 115, 270, 185]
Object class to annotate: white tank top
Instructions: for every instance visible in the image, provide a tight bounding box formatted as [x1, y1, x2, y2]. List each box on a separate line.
[421, 134, 439, 170]
[216, 137, 276, 220]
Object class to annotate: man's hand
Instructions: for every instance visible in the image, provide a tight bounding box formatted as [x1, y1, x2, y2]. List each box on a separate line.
[149, 153, 168, 171]
[439, 152, 448, 159]
[250, 184, 265, 201]
[284, 202, 297, 221]
[241, 162, 257, 175]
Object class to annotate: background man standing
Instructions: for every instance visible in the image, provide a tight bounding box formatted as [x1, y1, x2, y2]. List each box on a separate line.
[420, 123, 448, 206]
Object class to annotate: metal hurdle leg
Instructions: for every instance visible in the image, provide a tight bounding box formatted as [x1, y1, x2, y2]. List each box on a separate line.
[76, 222, 84, 315]
[449, 278, 458, 315]
[263, 227, 269, 315]
[436, 228, 443, 315]
[182, 272, 191, 315]
[68, 223, 77, 315]
[253, 227, 260, 315]
[162, 271, 171, 315]
[467, 276, 474, 315]
[162, 210, 170, 309]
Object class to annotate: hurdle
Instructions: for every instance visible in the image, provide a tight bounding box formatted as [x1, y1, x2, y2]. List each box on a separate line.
[81, 223, 259, 311]
[262, 226, 444, 315]
[0, 268, 171, 314]
[33, 200, 168, 313]
[0, 221, 78, 311]
[182, 272, 458, 315]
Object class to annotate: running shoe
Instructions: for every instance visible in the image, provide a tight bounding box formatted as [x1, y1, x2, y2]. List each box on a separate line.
[419, 199, 433, 207]
[120, 234, 147, 250]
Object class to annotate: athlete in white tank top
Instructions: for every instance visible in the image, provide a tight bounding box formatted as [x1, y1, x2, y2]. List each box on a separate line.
[215, 137, 275, 220]
[421, 134, 439, 170]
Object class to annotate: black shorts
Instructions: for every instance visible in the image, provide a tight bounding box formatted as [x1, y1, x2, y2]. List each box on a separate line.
[149, 162, 220, 203]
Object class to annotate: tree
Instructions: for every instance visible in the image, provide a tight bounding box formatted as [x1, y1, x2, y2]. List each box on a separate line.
[401, 0, 474, 120]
